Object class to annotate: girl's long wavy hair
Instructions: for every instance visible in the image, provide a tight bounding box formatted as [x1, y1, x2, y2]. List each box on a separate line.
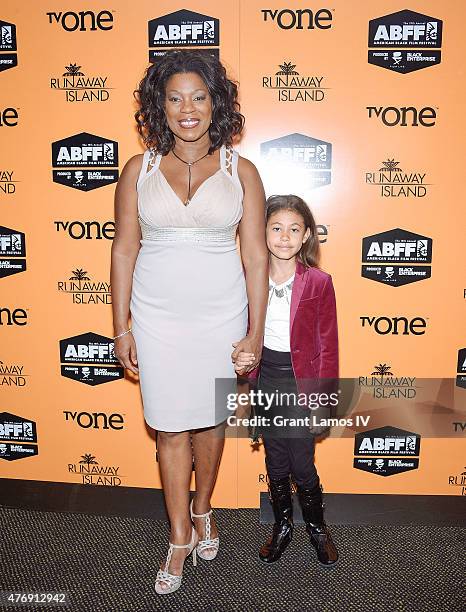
[134, 51, 244, 154]
[265, 195, 321, 268]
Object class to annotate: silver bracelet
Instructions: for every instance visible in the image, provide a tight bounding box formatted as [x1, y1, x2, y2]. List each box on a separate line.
[113, 328, 132, 340]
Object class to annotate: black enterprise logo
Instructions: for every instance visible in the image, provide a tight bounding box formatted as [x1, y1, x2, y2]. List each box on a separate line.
[368, 9, 442, 74]
[50, 63, 111, 102]
[361, 227, 432, 287]
[59, 332, 124, 385]
[260, 133, 332, 192]
[0, 19, 17, 73]
[354, 425, 421, 476]
[0, 412, 38, 461]
[0, 226, 26, 279]
[148, 9, 219, 62]
[51, 132, 119, 191]
[262, 61, 326, 102]
[365, 158, 429, 198]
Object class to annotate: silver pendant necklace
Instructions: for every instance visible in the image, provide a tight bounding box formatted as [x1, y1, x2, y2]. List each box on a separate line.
[172, 148, 210, 205]
[268, 278, 294, 305]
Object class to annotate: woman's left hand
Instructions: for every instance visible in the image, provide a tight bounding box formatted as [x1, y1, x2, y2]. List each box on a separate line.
[231, 335, 262, 374]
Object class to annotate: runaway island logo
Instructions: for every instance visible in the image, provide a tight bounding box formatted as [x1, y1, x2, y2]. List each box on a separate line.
[50, 63, 111, 102]
[365, 158, 429, 197]
[0, 358, 28, 387]
[57, 268, 111, 305]
[262, 61, 326, 102]
[359, 363, 417, 399]
[68, 453, 123, 485]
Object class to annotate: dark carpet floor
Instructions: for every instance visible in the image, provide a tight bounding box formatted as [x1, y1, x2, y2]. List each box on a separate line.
[0, 507, 464, 612]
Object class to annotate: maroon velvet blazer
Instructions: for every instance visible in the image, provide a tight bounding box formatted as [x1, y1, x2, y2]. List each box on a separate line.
[248, 260, 339, 389]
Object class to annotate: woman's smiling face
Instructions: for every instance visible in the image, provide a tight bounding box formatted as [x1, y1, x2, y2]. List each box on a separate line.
[164, 71, 212, 142]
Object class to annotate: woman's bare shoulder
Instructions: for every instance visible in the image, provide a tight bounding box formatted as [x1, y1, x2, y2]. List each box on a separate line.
[237, 154, 262, 187]
[123, 153, 145, 175]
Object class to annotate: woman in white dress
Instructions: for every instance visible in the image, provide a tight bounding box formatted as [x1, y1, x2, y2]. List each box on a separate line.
[110, 50, 268, 594]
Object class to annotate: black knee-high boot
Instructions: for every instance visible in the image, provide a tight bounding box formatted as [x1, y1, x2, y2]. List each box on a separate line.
[297, 483, 338, 566]
[259, 476, 293, 563]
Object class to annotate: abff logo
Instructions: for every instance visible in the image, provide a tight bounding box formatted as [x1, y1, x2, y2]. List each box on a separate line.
[0, 412, 38, 461]
[260, 133, 332, 194]
[51, 132, 119, 191]
[148, 9, 219, 62]
[353, 425, 421, 477]
[0, 19, 17, 73]
[368, 9, 442, 74]
[59, 331, 124, 386]
[361, 228, 432, 287]
[457, 348, 466, 390]
[0, 226, 26, 279]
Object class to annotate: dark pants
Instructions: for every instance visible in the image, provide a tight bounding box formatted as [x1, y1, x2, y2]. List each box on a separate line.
[259, 346, 319, 489]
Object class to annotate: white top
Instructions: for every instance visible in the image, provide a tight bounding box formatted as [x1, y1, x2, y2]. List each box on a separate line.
[263, 274, 295, 352]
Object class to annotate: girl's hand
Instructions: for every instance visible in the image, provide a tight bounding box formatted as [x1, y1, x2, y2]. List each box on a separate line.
[114, 333, 139, 374]
[234, 350, 255, 373]
[231, 335, 262, 374]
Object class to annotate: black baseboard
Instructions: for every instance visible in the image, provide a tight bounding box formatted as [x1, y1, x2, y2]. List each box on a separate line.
[260, 492, 465, 526]
[0, 478, 169, 520]
[0, 478, 464, 526]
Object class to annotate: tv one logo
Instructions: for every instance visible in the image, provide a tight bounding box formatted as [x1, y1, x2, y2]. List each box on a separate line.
[361, 228, 432, 286]
[360, 316, 427, 336]
[367, 106, 436, 127]
[54, 220, 115, 240]
[148, 10, 219, 62]
[261, 133, 332, 192]
[46, 10, 114, 31]
[0, 107, 19, 127]
[0, 226, 26, 279]
[59, 332, 124, 385]
[63, 410, 124, 430]
[51, 133, 119, 191]
[0, 306, 27, 326]
[368, 9, 442, 74]
[354, 426, 421, 476]
[261, 8, 333, 30]
[0, 20, 18, 73]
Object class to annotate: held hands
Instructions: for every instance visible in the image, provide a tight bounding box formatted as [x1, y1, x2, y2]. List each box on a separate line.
[114, 333, 139, 374]
[231, 335, 262, 375]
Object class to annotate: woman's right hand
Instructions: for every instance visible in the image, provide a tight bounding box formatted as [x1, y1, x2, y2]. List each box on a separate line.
[114, 333, 138, 374]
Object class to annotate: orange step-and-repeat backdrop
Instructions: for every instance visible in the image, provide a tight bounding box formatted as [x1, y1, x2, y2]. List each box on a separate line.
[1, 1, 465, 506]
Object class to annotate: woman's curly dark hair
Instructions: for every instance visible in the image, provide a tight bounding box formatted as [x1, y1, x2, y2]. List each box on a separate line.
[134, 50, 244, 154]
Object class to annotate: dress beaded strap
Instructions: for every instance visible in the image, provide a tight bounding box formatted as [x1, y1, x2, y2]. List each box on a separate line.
[220, 145, 243, 194]
[137, 148, 161, 190]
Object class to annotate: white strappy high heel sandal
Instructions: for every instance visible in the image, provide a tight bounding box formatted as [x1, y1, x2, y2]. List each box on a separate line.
[190, 499, 220, 561]
[155, 526, 197, 595]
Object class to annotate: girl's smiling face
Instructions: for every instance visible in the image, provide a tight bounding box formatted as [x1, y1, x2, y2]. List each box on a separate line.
[266, 209, 310, 261]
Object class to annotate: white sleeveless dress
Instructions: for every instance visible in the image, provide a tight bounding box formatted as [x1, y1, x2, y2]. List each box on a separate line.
[130, 145, 248, 431]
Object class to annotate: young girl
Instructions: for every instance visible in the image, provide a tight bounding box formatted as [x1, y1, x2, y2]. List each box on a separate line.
[235, 194, 339, 566]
